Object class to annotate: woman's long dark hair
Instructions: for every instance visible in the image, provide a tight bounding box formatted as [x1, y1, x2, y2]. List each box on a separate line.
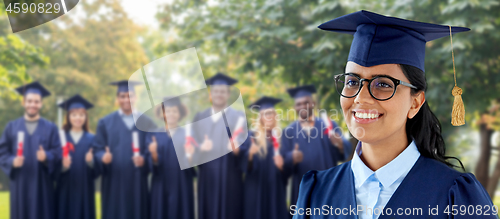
[400, 64, 464, 170]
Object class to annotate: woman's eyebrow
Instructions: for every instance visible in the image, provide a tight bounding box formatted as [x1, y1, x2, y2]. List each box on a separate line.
[347, 73, 392, 78]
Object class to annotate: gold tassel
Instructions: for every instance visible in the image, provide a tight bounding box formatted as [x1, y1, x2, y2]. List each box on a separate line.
[449, 26, 465, 126]
[451, 86, 465, 126]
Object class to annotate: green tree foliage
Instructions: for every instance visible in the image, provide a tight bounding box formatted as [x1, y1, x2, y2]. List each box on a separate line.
[1, 0, 149, 132]
[0, 0, 49, 102]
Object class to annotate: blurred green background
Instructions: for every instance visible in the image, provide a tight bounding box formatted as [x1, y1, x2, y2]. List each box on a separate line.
[1, 0, 500, 218]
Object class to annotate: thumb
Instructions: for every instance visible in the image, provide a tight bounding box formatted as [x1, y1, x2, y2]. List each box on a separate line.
[294, 143, 299, 151]
[105, 147, 110, 153]
[152, 135, 157, 143]
[204, 135, 208, 140]
[88, 148, 93, 154]
[39, 145, 44, 151]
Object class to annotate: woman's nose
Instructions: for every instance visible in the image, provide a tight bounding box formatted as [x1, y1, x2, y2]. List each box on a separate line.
[354, 82, 375, 105]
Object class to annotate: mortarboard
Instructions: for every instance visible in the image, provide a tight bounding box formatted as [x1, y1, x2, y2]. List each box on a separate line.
[287, 84, 317, 99]
[15, 81, 51, 98]
[205, 73, 238, 86]
[319, 10, 468, 126]
[249, 96, 282, 111]
[162, 96, 182, 107]
[318, 10, 470, 72]
[109, 80, 142, 94]
[58, 94, 94, 111]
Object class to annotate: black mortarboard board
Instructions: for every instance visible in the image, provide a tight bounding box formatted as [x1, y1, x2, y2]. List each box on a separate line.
[109, 80, 142, 94]
[249, 96, 282, 111]
[58, 94, 94, 111]
[287, 84, 317, 99]
[162, 96, 182, 107]
[15, 81, 51, 98]
[205, 73, 238, 86]
[318, 10, 470, 72]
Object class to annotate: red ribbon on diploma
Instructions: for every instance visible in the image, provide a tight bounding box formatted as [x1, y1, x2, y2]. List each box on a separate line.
[272, 135, 280, 155]
[132, 143, 140, 153]
[321, 113, 335, 136]
[185, 136, 199, 148]
[63, 142, 75, 158]
[17, 142, 23, 157]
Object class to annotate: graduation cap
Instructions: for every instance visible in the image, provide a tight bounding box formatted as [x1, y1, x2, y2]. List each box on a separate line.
[109, 80, 142, 94]
[205, 73, 238, 86]
[15, 81, 51, 98]
[249, 96, 282, 111]
[319, 10, 468, 126]
[58, 94, 94, 111]
[287, 84, 317, 99]
[318, 10, 470, 72]
[162, 96, 182, 107]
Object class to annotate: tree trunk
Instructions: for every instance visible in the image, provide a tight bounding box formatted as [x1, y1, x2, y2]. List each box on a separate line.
[475, 122, 493, 189]
[487, 148, 500, 197]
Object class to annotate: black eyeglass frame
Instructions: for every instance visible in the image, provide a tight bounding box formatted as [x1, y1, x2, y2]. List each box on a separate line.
[334, 73, 418, 101]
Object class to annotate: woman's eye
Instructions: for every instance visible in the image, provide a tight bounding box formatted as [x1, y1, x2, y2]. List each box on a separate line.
[375, 82, 392, 88]
[346, 80, 359, 86]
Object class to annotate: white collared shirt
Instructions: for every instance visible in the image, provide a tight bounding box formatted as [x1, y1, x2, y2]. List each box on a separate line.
[118, 109, 138, 130]
[351, 140, 420, 219]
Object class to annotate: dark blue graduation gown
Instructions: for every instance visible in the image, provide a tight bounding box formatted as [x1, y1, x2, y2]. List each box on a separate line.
[92, 111, 156, 219]
[146, 128, 196, 219]
[293, 156, 496, 218]
[0, 117, 62, 219]
[55, 132, 100, 219]
[240, 132, 289, 219]
[191, 107, 250, 219]
[281, 118, 352, 207]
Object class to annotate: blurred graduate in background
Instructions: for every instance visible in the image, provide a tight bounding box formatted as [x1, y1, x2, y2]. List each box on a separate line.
[242, 96, 289, 219]
[0, 82, 62, 219]
[91, 80, 157, 219]
[281, 84, 352, 206]
[146, 96, 196, 219]
[190, 73, 249, 219]
[55, 94, 100, 219]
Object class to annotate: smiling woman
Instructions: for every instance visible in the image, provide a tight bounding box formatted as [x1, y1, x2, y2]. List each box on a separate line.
[292, 10, 496, 219]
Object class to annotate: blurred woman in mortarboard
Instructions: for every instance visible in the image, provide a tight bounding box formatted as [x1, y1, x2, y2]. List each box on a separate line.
[241, 96, 288, 219]
[146, 96, 196, 219]
[55, 94, 100, 219]
[292, 11, 495, 219]
[0, 81, 62, 219]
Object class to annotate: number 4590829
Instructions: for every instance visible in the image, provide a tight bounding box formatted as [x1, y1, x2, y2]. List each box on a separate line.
[5, 2, 61, 14]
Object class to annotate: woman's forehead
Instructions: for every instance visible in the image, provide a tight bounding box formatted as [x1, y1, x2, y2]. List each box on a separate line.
[345, 62, 406, 79]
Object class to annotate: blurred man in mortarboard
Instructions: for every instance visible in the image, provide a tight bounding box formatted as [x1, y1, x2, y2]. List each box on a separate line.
[55, 94, 99, 219]
[242, 96, 289, 219]
[0, 81, 62, 219]
[281, 84, 352, 207]
[91, 80, 157, 219]
[189, 72, 249, 219]
[293, 10, 495, 219]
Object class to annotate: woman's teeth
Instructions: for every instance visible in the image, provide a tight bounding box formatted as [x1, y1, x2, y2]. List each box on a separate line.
[354, 112, 380, 119]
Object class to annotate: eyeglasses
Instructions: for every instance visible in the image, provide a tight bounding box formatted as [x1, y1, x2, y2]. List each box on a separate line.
[334, 73, 417, 101]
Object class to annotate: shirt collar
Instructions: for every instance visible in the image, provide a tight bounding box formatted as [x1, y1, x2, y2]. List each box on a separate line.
[351, 139, 420, 188]
[118, 108, 138, 116]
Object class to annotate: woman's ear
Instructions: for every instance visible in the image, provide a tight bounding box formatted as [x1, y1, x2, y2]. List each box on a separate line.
[408, 91, 426, 119]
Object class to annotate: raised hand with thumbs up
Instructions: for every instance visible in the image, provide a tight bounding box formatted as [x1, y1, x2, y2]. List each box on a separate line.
[102, 146, 112, 165]
[200, 135, 213, 152]
[292, 143, 303, 164]
[85, 148, 93, 163]
[149, 135, 159, 165]
[248, 138, 260, 161]
[37, 145, 47, 162]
